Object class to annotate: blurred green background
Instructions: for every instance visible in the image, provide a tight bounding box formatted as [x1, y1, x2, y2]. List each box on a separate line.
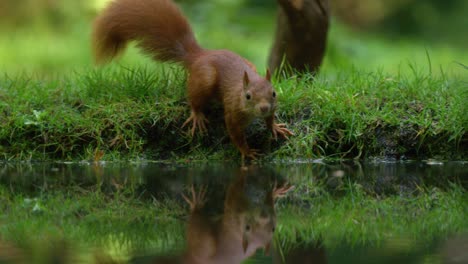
[0, 0, 467, 76]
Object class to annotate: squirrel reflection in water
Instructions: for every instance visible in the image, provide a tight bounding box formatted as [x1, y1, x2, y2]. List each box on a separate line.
[182, 167, 293, 264]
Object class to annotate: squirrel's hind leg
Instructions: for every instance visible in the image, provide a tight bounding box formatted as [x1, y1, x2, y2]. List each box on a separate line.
[182, 64, 218, 136]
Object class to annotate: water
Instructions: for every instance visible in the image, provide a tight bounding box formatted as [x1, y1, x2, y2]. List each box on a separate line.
[0, 160, 466, 263]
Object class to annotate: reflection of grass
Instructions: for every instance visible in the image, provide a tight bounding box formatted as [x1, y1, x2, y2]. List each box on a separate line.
[277, 183, 467, 249]
[1, 180, 466, 259]
[0, 185, 186, 258]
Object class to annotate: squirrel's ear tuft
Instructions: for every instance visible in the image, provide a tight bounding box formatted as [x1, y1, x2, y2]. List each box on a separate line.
[243, 71, 250, 89]
[266, 68, 271, 81]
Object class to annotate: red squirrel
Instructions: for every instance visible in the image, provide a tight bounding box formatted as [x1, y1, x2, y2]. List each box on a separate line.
[92, 0, 293, 162]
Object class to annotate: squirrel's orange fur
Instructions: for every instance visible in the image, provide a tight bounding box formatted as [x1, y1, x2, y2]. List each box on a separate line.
[92, 0, 293, 161]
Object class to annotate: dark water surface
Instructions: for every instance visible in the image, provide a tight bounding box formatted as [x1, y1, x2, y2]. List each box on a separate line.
[0, 160, 467, 263]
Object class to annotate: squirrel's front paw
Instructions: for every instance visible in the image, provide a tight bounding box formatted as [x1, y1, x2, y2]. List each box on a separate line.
[272, 123, 294, 140]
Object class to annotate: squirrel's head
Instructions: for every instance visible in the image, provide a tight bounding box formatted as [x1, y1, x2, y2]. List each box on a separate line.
[241, 69, 277, 118]
[241, 206, 276, 256]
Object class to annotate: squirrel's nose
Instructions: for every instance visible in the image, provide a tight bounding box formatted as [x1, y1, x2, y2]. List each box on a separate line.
[260, 105, 270, 113]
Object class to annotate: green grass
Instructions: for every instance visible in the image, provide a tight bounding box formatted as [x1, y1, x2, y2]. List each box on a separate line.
[0, 65, 465, 161]
[275, 67, 467, 159]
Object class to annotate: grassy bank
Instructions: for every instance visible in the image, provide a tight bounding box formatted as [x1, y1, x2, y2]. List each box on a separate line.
[0, 65, 466, 161]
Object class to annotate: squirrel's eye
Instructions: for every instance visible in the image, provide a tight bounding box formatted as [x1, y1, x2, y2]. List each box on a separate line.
[272, 91, 276, 98]
[245, 225, 251, 231]
[246, 93, 251, 100]
[272, 227, 275, 232]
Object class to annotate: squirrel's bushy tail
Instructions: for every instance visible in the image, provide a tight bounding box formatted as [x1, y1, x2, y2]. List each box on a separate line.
[92, 0, 202, 65]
